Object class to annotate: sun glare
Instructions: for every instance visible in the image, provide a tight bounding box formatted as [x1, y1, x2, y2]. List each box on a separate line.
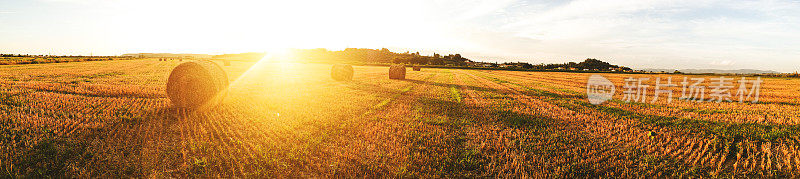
[105, 0, 443, 56]
[263, 48, 294, 63]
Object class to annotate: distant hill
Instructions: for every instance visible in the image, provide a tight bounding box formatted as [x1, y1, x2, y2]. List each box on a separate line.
[121, 53, 212, 58]
[641, 68, 780, 74]
[532, 58, 632, 72]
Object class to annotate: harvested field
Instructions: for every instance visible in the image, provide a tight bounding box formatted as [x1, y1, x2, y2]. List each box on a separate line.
[1, 59, 799, 177]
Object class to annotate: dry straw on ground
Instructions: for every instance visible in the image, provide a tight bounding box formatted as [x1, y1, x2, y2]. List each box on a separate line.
[223, 60, 231, 66]
[166, 60, 229, 109]
[331, 64, 354, 81]
[389, 65, 406, 79]
[412, 66, 421, 71]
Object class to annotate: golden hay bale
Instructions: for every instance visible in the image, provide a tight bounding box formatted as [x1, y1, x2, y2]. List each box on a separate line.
[166, 60, 229, 109]
[223, 60, 231, 66]
[412, 66, 421, 71]
[389, 65, 406, 79]
[331, 64, 354, 81]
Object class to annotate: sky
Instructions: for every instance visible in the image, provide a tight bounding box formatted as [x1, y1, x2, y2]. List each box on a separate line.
[1, 0, 799, 72]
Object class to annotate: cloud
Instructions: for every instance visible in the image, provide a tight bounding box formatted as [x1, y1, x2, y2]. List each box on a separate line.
[443, 0, 800, 72]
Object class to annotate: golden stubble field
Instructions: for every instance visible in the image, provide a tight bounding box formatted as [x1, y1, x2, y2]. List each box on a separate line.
[1, 59, 799, 177]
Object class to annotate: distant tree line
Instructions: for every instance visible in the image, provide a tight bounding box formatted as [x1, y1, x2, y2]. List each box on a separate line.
[0, 54, 117, 58]
[290, 48, 473, 66]
[524, 58, 633, 71]
[0, 56, 128, 65]
[265, 48, 633, 72]
[760, 72, 800, 78]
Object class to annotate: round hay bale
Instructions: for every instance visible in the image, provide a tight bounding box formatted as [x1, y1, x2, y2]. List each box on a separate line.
[223, 60, 231, 66]
[389, 65, 406, 79]
[412, 66, 421, 71]
[166, 60, 229, 109]
[331, 64, 354, 81]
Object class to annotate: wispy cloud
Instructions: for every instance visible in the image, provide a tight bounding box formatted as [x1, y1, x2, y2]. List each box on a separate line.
[442, 0, 519, 21]
[443, 0, 800, 72]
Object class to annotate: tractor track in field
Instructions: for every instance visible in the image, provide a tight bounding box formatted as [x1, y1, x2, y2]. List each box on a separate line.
[486, 70, 800, 174]
[487, 70, 800, 125]
[459, 70, 707, 176]
[350, 72, 438, 173]
[465, 71, 624, 174]
[482, 70, 800, 125]
[466, 70, 800, 176]
[452, 70, 593, 176]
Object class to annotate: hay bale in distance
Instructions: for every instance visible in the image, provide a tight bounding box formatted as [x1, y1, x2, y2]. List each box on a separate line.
[223, 60, 231, 66]
[331, 64, 354, 81]
[412, 66, 421, 71]
[166, 60, 229, 109]
[389, 65, 406, 79]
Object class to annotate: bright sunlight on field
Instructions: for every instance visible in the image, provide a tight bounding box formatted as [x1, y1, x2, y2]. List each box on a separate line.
[2, 58, 800, 177]
[4, 0, 800, 177]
